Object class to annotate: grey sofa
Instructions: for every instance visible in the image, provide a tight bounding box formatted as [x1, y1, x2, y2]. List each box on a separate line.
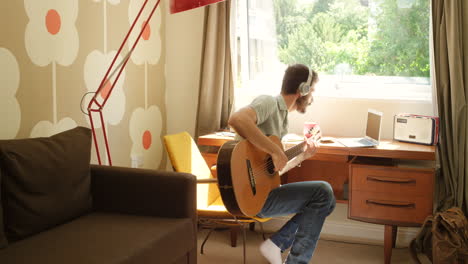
[0, 127, 197, 264]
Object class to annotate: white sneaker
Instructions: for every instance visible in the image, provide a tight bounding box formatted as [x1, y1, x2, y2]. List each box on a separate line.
[259, 239, 282, 264]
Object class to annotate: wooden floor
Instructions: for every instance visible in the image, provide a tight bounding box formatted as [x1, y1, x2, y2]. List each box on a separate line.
[196, 227, 431, 264]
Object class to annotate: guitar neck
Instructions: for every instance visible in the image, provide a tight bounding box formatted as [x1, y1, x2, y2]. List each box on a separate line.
[284, 141, 307, 161]
[284, 126, 320, 161]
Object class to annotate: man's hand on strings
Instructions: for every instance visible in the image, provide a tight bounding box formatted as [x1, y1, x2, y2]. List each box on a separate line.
[303, 138, 319, 158]
[270, 147, 288, 172]
[303, 129, 321, 159]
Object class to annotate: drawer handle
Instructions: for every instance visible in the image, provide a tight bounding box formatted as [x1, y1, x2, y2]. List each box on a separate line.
[367, 176, 416, 184]
[366, 199, 415, 208]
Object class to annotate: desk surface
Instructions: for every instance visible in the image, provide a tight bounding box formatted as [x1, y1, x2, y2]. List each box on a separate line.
[198, 133, 436, 161]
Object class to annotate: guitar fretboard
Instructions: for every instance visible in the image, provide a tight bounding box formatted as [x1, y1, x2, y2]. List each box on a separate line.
[284, 125, 320, 161]
[284, 141, 307, 161]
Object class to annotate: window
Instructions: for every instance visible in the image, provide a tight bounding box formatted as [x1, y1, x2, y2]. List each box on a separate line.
[233, 0, 431, 109]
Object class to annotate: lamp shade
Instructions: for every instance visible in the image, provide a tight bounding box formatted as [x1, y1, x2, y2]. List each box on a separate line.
[170, 0, 226, 14]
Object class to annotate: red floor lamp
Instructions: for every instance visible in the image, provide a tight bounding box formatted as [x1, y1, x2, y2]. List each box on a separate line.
[87, 0, 226, 165]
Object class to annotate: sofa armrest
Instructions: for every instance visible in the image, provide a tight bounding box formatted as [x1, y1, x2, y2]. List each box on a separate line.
[90, 165, 196, 220]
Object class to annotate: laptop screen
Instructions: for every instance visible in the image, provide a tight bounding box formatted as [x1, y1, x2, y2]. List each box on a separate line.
[366, 110, 382, 141]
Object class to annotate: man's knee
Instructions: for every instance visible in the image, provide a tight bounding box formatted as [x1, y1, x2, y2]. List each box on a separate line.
[317, 181, 336, 209]
[317, 181, 333, 198]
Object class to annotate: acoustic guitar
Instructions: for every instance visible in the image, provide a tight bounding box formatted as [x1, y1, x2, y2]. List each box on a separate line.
[216, 129, 320, 217]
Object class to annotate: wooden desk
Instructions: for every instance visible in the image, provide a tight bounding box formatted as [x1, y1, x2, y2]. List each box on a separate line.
[197, 133, 436, 264]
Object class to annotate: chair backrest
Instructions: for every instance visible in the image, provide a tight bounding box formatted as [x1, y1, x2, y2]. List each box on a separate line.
[163, 132, 220, 209]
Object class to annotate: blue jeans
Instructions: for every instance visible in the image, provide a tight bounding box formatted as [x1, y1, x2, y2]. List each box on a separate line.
[257, 181, 336, 264]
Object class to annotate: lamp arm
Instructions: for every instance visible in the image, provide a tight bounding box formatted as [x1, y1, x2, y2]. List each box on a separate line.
[87, 0, 161, 165]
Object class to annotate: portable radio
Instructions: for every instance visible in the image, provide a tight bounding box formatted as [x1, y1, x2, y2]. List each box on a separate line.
[393, 114, 439, 145]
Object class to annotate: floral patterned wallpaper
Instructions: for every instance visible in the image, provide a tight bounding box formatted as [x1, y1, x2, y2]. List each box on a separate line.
[0, 0, 167, 169]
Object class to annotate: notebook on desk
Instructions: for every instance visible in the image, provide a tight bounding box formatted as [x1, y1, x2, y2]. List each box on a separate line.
[338, 109, 383, 148]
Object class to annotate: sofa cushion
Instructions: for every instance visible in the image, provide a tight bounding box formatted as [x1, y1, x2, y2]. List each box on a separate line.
[0, 213, 195, 264]
[0, 127, 92, 242]
[0, 169, 7, 249]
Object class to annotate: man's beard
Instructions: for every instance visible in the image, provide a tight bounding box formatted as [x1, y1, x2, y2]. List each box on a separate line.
[295, 96, 308, 114]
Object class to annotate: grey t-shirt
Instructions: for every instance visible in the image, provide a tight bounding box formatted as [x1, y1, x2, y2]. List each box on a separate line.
[235, 95, 289, 140]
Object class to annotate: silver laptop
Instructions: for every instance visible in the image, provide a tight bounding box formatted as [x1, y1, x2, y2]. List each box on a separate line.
[338, 109, 383, 148]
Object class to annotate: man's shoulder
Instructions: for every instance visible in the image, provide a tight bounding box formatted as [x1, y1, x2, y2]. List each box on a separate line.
[254, 94, 276, 100]
[252, 94, 277, 105]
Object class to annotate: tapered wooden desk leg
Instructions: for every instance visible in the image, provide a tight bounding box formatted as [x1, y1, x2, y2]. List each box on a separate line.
[231, 226, 239, 247]
[384, 225, 397, 264]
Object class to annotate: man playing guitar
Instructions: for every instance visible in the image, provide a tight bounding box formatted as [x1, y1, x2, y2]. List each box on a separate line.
[228, 64, 336, 264]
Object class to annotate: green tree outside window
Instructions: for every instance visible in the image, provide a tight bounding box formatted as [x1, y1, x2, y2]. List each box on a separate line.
[274, 0, 429, 77]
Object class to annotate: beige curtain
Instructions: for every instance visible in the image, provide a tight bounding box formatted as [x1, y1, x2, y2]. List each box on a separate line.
[432, 0, 468, 215]
[196, 1, 234, 138]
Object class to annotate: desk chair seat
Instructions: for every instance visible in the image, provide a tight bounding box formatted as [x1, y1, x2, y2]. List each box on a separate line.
[163, 132, 270, 263]
[198, 196, 269, 223]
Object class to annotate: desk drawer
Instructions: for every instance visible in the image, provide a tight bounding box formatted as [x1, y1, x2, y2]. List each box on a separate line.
[351, 166, 433, 196]
[349, 191, 432, 225]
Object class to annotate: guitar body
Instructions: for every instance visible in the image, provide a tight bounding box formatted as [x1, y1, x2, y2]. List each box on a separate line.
[217, 136, 282, 217]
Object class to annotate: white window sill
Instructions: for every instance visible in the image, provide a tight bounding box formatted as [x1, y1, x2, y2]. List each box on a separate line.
[314, 75, 432, 102]
[314, 91, 433, 103]
[234, 74, 433, 109]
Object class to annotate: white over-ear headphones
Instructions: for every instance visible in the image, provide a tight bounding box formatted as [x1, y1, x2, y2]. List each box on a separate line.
[298, 69, 313, 96]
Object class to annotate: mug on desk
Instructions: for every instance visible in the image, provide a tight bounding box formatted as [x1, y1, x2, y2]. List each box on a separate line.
[304, 122, 321, 140]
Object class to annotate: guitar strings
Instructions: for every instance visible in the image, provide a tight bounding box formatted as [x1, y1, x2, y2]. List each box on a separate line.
[249, 149, 301, 178]
[248, 131, 318, 176]
[246, 128, 320, 177]
[249, 126, 320, 175]
[248, 141, 306, 177]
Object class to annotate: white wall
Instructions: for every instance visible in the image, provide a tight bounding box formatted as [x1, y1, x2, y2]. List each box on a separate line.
[288, 96, 435, 139]
[165, 7, 205, 137]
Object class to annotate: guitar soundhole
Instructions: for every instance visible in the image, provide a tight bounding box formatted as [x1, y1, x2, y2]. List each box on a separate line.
[266, 157, 275, 175]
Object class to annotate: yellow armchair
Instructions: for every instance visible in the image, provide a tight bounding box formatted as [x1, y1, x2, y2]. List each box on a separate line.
[163, 132, 269, 262]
